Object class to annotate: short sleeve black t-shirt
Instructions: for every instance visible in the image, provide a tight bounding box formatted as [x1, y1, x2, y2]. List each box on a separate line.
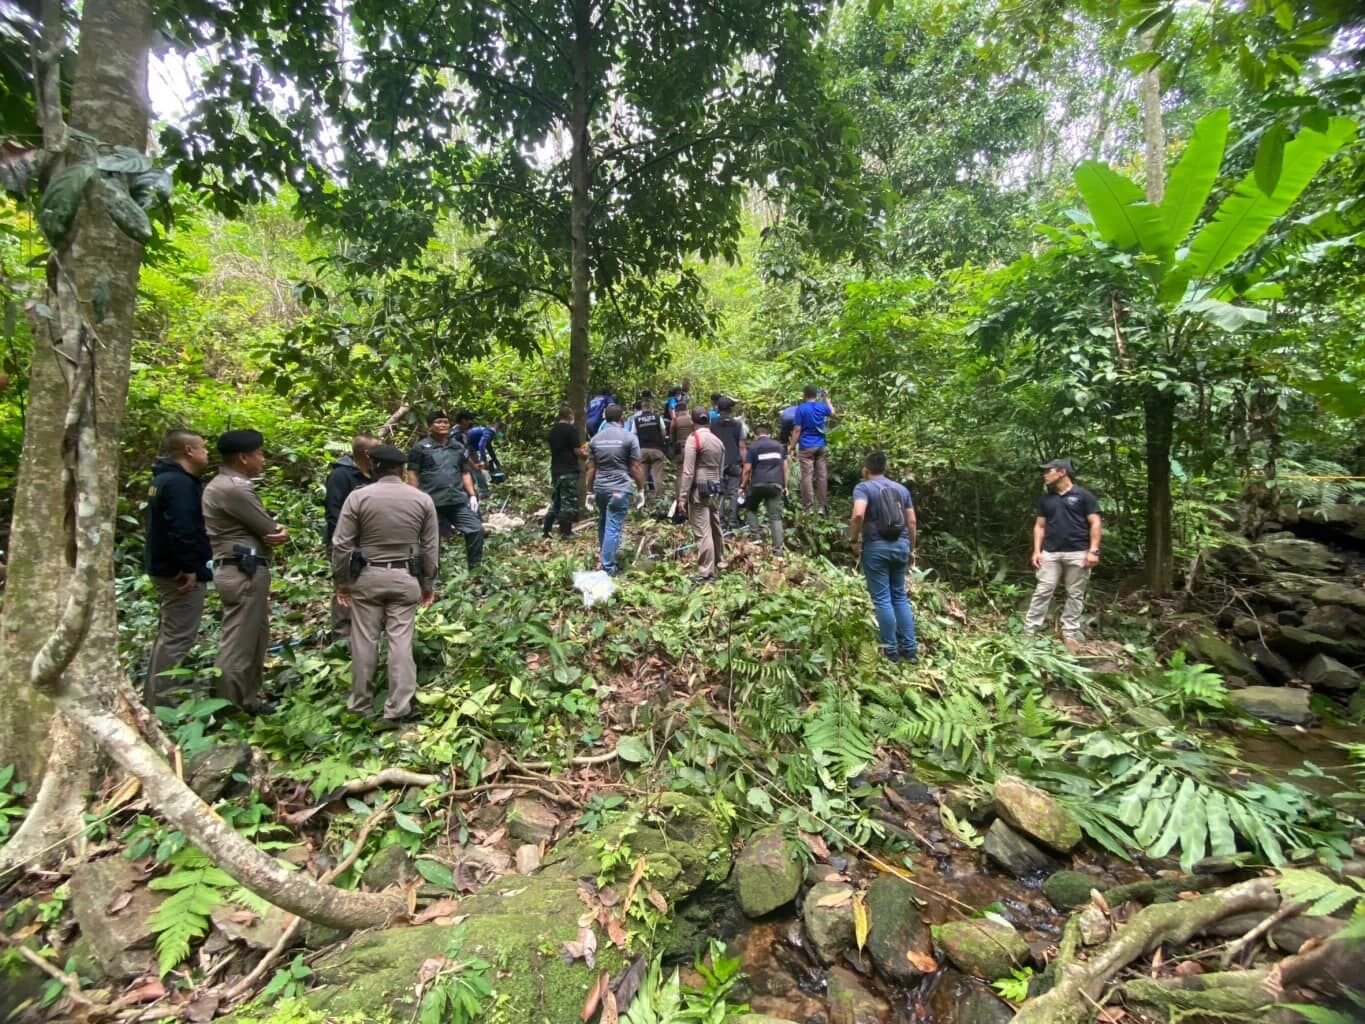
[1035, 484, 1101, 552]
[712, 415, 743, 469]
[547, 422, 581, 475]
[746, 437, 787, 488]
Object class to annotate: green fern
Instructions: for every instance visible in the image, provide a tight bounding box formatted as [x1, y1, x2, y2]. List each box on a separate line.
[147, 846, 235, 975]
[804, 685, 874, 788]
[1276, 868, 1365, 917]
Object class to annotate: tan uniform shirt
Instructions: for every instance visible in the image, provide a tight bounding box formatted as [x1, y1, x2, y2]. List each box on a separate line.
[202, 467, 280, 560]
[678, 427, 726, 499]
[330, 476, 440, 590]
[670, 411, 695, 452]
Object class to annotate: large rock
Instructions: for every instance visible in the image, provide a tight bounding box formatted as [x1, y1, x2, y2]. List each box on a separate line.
[1299, 504, 1365, 543]
[1253, 538, 1343, 575]
[942, 786, 994, 825]
[1184, 633, 1257, 681]
[360, 843, 415, 890]
[309, 875, 630, 1021]
[935, 919, 1030, 981]
[1312, 583, 1365, 613]
[184, 742, 253, 803]
[865, 874, 934, 984]
[1207, 544, 1261, 578]
[992, 775, 1081, 852]
[802, 881, 855, 964]
[1043, 870, 1100, 911]
[1303, 654, 1363, 695]
[735, 827, 803, 918]
[1229, 686, 1314, 725]
[505, 797, 559, 845]
[1245, 642, 1295, 685]
[1269, 625, 1365, 663]
[69, 857, 164, 980]
[211, 903, 296, 951]
[827, 965, 890, 1024]
[982, 819, 1059, 878]
[1302, 604, 1365, 641]
[927, 969, 1015, 1024]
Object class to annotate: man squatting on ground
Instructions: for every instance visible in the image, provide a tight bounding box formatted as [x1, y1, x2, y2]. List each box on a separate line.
[1025, 457, 1102, 648]
[331, 444, 440, 726]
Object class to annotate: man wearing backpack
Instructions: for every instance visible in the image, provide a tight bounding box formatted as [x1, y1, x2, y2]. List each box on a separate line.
[849, 451, 917, 662]
[586, 388, 618, 436]
[1025, 458, 1102, 651]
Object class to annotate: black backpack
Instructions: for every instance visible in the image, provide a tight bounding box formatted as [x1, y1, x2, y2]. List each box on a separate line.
[873, 482, 905, 540]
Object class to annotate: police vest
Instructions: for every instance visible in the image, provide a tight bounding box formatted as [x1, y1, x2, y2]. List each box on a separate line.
[635, 411, 665, 449]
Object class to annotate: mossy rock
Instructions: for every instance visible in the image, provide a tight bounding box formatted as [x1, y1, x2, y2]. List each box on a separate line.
[308, 876, 629, 1023]
[735, 827, 802, 917]
[935, 919, 1030, 981]
[1043, 870, 1100, 911]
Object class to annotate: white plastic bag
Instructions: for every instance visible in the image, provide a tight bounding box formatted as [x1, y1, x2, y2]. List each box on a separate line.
[572, 569, 617, 608]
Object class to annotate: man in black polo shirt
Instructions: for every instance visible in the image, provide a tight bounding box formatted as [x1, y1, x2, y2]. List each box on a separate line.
[543, 404, 584, 538]
[1025, 458, 1102, 650]
[740, 423, 787, 554]
[711, 397, 746, 529]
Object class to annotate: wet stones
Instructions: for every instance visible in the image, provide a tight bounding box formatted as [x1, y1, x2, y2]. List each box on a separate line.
[1184, 633, 1257, 681]
[505, 797, 559, 846]
[802, 881, 855, 964]
[1252, 537, 1343, 575]
[827, 965, 891, 1024]
[927, 969, 1015, 1024]
[991, 775, 1081, 853]
[1229, 685, 1313, 725]
[935, 918, 1031, 981]
[1042, 870, 1100, 911]
[864, 875, 934, 983]
[360, 843, 415, 890]
[1312, 583, 1365, 613]
[736, 827, 804, 918]
[982, 820, 1058, 878]
[1304, 653, 1362, 695]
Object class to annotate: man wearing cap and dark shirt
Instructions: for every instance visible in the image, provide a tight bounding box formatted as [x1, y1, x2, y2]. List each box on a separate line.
[324, 434, 379, 644]
[630, 393, 669, 497]
[543, 404, 584, 538]
[740, 423, 787, 555]
[711, 397, 746, 529]
[1025, 458, 1102, 650]
[144, 430, 213, 707]
[202, 429, 290, 712]
[407, 410, 484, 570]
[332, 444, 440, 726]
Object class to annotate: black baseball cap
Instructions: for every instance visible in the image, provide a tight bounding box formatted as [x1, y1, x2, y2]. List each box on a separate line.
[370, 444, 407, 468]
[1040, 458, 1074, 474]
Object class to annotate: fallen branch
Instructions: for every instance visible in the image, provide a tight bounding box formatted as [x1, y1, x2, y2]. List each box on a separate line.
[420, 781, 582, 809]
[518, 749, 620, 771]
[223, 796, 397, 1005]
[1012, 878, 1279, 1024]
[1220, 899, 1306, 968]
[282, 769, 445, 825]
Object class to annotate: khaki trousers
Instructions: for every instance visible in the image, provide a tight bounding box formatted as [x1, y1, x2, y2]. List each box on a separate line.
[797, 447, 828, 511]
[347, 567, 421, 719]
[145, 577, 206, 706]
[326, 545, 353, 641]
[214, 565, 270, 707]
[640, 448, 666, 495]
[687, 493, 724, 577]
[1025, 550, 1091, 639]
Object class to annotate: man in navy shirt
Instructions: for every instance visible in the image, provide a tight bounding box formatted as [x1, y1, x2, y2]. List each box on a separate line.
[144, 429, 213, 705]
[740, 423, 787, 554]
[790, 385, 835, 514]
[1025, 458, 1102, 650]
[850, 451, 917, 662]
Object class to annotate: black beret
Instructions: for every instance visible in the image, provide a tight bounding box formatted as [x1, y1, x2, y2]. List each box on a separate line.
[369, 444, 407, 467]
[427, 409, 450, 424]
[217, 429, 264, 455]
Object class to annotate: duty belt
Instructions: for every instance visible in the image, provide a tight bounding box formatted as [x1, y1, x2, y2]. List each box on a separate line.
[368, 559, 413, 570]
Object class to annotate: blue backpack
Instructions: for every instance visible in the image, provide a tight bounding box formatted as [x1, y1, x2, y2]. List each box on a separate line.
[586, 394, 612, 434]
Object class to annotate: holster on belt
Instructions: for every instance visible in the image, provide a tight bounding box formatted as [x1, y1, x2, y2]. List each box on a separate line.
[231, 543, 262, 577]
[408, 547, 423, 582]
[349, 547, 368, 582]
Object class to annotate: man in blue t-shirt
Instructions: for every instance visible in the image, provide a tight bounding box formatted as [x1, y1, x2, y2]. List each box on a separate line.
[790, 385, 836, 514]
[1025, 458, 1102, 650]
[849, 450, 917, 662]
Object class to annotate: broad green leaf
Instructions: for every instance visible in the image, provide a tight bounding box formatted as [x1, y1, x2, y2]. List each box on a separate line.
[1074, 161, 1173, 260]
[99, 178, 152, 243]
[1146, 776, 1196, 860]
[415, 858, 455, 889]
[746, 787, 774, 815]
[38, 162, 96, 246]
[1183, 116, 1357, 281]
[1116, 765, 1165, 827]
[1180, 298, 1268, 332]
[1254, 124, 1287, 195]
[615, 735, 650, 764]
[1204, 791, 1237, 856]
[393, 811, 424, 834]
[1161, 108, 1229, 243]
[1134, 771, 1178, 848]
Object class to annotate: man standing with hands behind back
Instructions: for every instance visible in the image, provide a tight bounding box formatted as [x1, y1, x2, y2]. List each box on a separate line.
[202, 430, 289, 713]
[1025, 458, 1102, 651]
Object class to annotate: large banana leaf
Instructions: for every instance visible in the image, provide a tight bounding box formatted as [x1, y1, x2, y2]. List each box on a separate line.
[1182, 116, 1357, 281]
[1074, 161, 1173, 261]
[1161, 107, 1229, 244]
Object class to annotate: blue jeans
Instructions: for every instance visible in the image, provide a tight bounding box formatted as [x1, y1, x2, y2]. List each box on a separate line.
[861, 537, 917, 657]
[595, 489, 631, 574]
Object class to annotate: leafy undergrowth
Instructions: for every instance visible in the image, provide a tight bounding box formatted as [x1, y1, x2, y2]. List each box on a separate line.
[15, 461, 1353, 1008]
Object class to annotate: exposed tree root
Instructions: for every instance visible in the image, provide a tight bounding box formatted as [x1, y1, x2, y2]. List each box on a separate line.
[1011, 878, 1279, 1024]
[0, 716, 96, 878]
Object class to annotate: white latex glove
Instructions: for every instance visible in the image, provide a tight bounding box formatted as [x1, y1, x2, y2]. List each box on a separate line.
[634, 491, 646, 510]
[468, 495, 479, 514]
[585, 493, 596, 512]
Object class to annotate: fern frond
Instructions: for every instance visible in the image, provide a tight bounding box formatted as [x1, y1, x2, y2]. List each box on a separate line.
[1277, 868, 1365, 917]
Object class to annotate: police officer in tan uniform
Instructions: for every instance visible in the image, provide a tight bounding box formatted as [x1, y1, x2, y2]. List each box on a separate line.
[202, 430, 289, 712]
[332, 444, 440, 726]
[677, 405, 727, 583]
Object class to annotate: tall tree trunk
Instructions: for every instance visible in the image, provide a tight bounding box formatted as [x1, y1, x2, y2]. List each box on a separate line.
[1144, 388, 1175, 596]
[1140, 39, 1172, 594]
[567, 0, 592, 446]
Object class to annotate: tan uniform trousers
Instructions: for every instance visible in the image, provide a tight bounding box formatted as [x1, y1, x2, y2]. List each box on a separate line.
[640, 447, 667, 495]
[347, 566, 422, 719]
[1024, 550, 1091, 639]
[797, 447, 829, 511]
[326, 546, 353, 641]
[214, 565, 270, 708]
[687, 493, 724, 578]
[145, 577, 207, 706]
